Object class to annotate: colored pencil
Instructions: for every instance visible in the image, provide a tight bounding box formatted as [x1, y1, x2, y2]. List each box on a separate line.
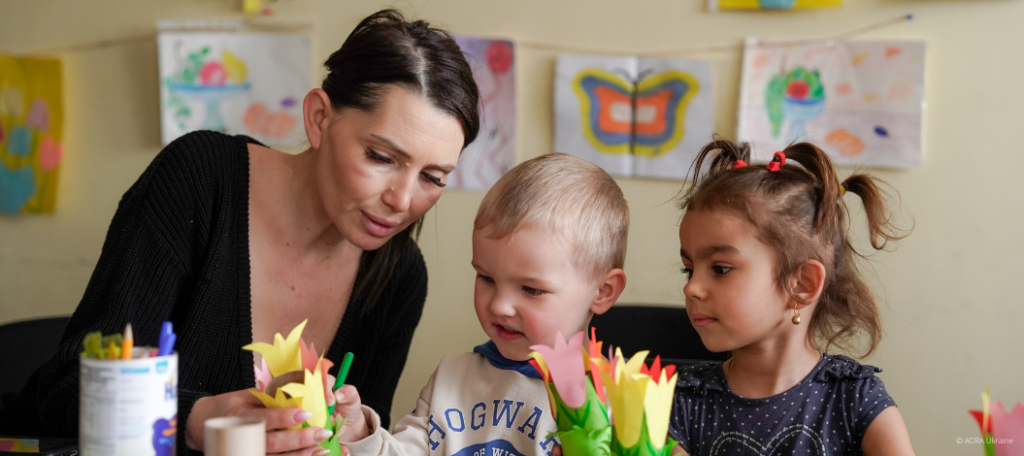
[121, 323, 134, 359]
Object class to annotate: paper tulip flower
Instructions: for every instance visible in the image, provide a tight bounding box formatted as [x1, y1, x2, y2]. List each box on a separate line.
[531, 331, 589, 408]
[597, 347, 679, 456]
[243, 320, 345, 456]
[970, 388, 1024, 456]
[602, 348, 650, 448]
[642, 360, 679, 453]
[531, 331, 612, 456]
[529, 329, 678, 456]
[243, 320, 307, 377]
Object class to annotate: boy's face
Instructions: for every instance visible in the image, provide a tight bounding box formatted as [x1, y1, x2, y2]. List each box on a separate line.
[472, 224, 599, 361]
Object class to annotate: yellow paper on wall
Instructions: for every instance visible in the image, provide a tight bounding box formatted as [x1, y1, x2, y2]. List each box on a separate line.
[243, 0, 261, 14]
[0, 56, 63, 214]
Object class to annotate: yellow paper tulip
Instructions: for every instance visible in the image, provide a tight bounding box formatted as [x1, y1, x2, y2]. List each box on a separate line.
[643, 370, 679, 449]
[243, 320, 307, 377]
[250, 389, 303, 429]
[602, 348, 650, 447]
[528, 350, 558, 421]
[280, 358, 329, 428]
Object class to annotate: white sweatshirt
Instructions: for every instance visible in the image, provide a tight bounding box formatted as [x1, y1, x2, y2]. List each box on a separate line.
[344, 351, 560, 456]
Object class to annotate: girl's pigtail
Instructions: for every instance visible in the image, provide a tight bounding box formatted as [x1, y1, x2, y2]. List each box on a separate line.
[841, 174, 910, 250]
[780, 142, 845, 237]
[681, 137, 751, 204]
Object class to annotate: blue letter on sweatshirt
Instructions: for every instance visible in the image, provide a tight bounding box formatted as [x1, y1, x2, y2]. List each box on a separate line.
[471, 402, 487, 430]
[516, 406, 542, 440]
[427, 414, 446, 450]
[491, 400, 524, 429]
[539, 435, 559, 456]
[445, 408, 466, 432]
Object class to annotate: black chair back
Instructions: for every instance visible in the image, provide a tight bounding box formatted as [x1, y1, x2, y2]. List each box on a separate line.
[0, 316, 71, 395]
[589, 305, 728, 368]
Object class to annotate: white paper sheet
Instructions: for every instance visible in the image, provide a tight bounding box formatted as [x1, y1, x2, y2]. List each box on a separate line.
[554, 54, 714, 180]
[158, 32, 312, 147]
[448, 36, 516, 192]
[738, 38, 926, 168]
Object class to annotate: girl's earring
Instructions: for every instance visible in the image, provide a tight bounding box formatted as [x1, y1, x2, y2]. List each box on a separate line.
[792, 308, 802, 325]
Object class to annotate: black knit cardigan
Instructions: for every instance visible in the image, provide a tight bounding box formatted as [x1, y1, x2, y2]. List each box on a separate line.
[1, 131, 428, 454]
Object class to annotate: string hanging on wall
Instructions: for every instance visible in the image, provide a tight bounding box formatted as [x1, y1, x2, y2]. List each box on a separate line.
[1, 13, 911, 56]
[517, 13, 913, 56]
[0, 18, 311, 56]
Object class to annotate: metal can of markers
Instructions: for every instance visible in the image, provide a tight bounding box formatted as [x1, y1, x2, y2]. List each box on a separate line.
[79, 351, 178, 456]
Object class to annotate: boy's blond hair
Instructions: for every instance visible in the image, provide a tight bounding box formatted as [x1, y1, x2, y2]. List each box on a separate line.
[474, 153, 629, 280]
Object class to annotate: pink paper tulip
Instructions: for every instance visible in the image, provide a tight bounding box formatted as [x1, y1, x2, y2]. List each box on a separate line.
[530, 331, 588, 408]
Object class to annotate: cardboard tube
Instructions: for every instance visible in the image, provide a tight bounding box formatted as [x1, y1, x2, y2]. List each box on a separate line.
[204, 417, 265, 456]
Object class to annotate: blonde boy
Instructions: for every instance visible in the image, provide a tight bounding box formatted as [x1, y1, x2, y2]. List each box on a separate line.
[334, 153, 629, 456]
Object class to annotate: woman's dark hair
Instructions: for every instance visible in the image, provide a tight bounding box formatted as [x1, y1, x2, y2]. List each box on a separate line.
[679, 137, 910, 357]
[322, 9, 480, 310]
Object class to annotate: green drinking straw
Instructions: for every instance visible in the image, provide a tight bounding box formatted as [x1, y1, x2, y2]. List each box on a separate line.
[327, 352, 354, 416]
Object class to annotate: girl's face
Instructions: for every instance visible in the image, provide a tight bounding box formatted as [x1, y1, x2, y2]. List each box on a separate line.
[314, 85, 464, 251]
[679, 209, 792, 353]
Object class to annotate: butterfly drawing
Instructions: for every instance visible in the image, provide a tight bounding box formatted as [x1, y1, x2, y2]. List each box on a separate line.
[573, 68, 698, 157]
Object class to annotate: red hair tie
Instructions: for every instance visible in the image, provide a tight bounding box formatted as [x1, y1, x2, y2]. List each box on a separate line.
[732, 160, 748, 170]
[767, 151, 786, 172]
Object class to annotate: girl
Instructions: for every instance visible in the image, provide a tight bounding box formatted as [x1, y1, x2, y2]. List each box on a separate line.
[669, 139, 915, 455]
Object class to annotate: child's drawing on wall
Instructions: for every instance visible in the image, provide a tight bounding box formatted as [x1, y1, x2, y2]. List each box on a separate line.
[447, 36, 516, 192]
[738, 38, 925, 168]
[158, 32, 311, 147]
[0, 56, 63, 215]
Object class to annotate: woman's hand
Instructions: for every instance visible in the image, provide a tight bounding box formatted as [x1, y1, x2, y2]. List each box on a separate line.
[186, 389, 335, 455]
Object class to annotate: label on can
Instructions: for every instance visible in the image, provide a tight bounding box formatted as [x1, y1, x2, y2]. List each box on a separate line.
[80, 353, 178, 456]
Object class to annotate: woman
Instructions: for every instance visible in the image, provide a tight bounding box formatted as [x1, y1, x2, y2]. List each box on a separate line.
[4, 9, 479, 456]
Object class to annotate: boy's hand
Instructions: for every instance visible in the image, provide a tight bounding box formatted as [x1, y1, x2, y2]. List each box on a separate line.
[331, 384, 370, 441]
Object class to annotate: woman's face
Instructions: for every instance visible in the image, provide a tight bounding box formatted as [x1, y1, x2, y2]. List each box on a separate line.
[315, 85, 464, 251]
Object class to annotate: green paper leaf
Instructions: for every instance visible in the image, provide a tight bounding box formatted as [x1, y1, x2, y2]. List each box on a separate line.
[550, 379, 610, 431]
[553, 426, 612, 456]
[321, 436, 344, 456]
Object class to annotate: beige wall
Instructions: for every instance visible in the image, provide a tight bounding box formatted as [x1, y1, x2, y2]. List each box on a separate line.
[2, 0, 1022, 454]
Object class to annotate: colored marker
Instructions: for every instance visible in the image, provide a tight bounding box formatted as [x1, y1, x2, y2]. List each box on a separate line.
[121, 323, 134, 359]
[327, 352, 354, 416]
[157, 322, 176, 356]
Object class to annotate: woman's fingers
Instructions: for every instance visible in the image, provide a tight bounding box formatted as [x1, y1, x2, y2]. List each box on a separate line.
[248, 407, 314, 432]
[266, 426, 333, 454]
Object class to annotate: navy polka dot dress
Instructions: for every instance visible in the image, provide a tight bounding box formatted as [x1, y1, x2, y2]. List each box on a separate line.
[668, 354, 895, 456]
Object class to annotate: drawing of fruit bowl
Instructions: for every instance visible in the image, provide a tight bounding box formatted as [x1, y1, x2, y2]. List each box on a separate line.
[165, 48, 251, 132]
[779, 72, 825, 143]
[782, 94, 825, 143]
[168, 82, 251, 132]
